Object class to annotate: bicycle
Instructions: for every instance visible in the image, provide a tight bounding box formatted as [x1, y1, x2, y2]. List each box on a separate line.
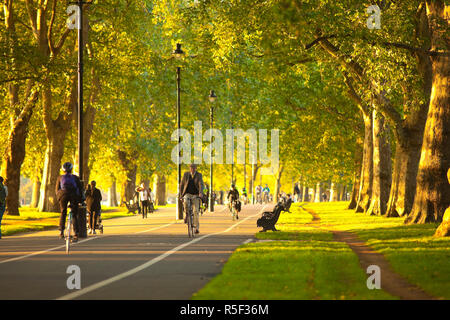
[183, 196, 199, 238]
[229, 199, 240, 221]
[65, 207, 74, 254]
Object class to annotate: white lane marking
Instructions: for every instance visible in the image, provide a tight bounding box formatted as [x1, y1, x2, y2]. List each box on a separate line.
[0, 219, 177, 264]
[134, 222, 176, 234]
[242, 239, 253, 244]
[56, 205, 268, 300]
[0, 236, 100, 265]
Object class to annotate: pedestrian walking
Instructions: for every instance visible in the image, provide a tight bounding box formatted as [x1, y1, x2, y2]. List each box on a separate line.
[0, 176, 8, 239]
[86, 181, 102, 234]
[137, 182, 151, 218]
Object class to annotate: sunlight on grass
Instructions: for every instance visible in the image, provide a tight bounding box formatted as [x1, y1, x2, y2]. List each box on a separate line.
[194, 202, 450, 300]
[303, 202, 450, 299]
[193, 240, 394, 300]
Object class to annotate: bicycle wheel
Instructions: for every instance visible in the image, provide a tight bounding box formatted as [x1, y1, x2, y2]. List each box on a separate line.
[187, 211, 192, 238]
[190, 212, 196, 238]
[65, 211, 72, 254]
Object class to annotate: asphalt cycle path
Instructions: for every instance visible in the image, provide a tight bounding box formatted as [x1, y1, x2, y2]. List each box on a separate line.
[0, 204, 270, 300]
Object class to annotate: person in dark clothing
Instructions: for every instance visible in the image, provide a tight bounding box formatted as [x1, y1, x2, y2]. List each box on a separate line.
[227, 184, 240, 219]
[86, 180, 102, 234]
[55, 162, 84, 241]
[0, 176, 7, 239]
[179, 164, 204, 234]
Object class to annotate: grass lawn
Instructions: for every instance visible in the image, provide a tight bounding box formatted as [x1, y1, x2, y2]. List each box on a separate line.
[1, 204, 173, 236]
[194, 202, 450, 300]
[305, 202, 450, 299]
[193, 203, 394, 300]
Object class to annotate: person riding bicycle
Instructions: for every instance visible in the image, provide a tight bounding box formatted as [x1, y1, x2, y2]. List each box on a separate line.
[55, 162, 84, 241]
[262, 184, 270, 203]
[227, 184, 240, 219]
[255, 184, 262, 204]
[180, 163, 204, 234]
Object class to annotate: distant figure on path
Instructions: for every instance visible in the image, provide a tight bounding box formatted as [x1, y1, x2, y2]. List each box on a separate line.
[0, 176, 8, 239]
[86, 180, 102, 234]
[136, 182, 151, 219]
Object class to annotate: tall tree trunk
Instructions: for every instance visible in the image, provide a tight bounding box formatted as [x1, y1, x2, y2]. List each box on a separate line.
[367, 110, 392, 216]
[274, 165, 284, 203]
[74, 37, 100, 183]
[330, 182, 339, 202]
[314, 182, 322, 202]
[118, 150, 137, 205]
[434, 169, 450, 237]
[302, 186, 309, 202]
[30, 178, 41, 208]
[386, 3, 432, 218]
[348, 140, 363, 209]
[107, 179, 118, 207]
[38, 79, 75, 212]
[2, 82, 39, 215]
[356, 112, 374, 212]
[153, 174, 167, 206]
[406, 1, 450, 224]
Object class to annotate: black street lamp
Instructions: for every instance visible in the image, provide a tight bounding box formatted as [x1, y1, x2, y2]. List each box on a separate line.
[173, 43, 185, 220]
[208, 90, 217, 212]
[68, 0, 92, 238]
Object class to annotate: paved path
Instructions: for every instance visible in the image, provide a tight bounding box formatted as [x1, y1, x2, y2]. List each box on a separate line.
[0, 204, 270, 300]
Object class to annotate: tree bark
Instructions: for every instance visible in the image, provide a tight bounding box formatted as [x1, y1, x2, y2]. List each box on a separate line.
[38, 78, 75, 212]
[348, 140, 363, 209]
[434, 169, 450, 237]
[107, 179, 118, 207]
[406, 1, 450, 224]
[386, 3, 432, 218]
[356, 112, 374, 212]
[314, 182, 322, 202]
[2, 82, 39, 216]
[367, 110, 392, 216]
[274, 165, 284, 203]
[153, 174, 167, 206]
[302, 186, 309, 202]
[30, 178, 41, 208]
[118, 150, 137, 205]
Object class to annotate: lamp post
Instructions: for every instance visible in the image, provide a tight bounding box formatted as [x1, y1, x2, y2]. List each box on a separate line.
[231, 109, 234, 185]
[173, 43, 185, 220]
[208, 90, 217, 212]
[69, 0, 92, 238]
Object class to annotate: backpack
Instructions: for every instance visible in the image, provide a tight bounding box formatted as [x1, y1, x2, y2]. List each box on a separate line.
[60, 174, 79, 195]
[0, 184, 6, 206]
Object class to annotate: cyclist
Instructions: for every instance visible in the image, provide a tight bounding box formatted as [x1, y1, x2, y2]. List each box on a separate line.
[55, 162, 83, 241]
[227, 184, 240, 219]
[262, 184, 270, 203]
[255, 184, 262, 204]
[180, 163, 204, 234]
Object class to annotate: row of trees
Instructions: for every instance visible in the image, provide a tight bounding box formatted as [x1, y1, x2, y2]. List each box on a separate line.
[1, 1, 448, 236]
[155, 0, 449, 233]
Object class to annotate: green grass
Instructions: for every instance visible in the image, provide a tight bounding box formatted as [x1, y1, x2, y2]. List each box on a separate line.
[305, 202, 450, 299]
[193, 240, 394, 300]
[194, 202, 450, 300]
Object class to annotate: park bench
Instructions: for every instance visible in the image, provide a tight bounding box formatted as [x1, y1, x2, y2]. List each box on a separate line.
[257, 195, 292, 232]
